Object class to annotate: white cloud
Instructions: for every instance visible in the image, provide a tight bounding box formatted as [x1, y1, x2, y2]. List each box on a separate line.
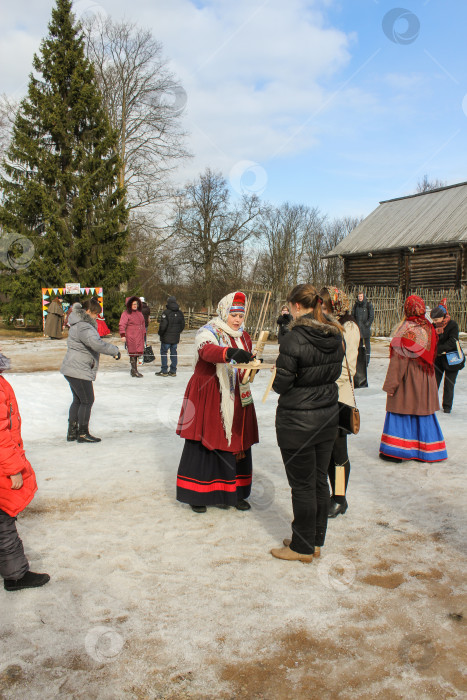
[0, 0, 353, 183]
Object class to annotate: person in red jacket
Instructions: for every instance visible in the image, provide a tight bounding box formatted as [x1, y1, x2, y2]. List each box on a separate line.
[0, 352, 50, 591]
[176, 291, 258, 513]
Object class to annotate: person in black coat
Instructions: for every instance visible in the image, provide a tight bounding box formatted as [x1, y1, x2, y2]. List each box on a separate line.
[352, 291, 374, 366]
[140, 297, 151, 330]
[431, 300, 463, 413]
[276, 305, 293, 345]
[156, 296, 185, 377]
[270, 284, 344, 563]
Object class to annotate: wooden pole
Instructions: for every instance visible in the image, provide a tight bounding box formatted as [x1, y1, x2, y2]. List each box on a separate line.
[253, 293, 267, 341]
[262, 367, 277, 403]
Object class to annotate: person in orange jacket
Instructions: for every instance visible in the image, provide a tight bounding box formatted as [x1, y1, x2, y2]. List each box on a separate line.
[0, 352, 50, 591]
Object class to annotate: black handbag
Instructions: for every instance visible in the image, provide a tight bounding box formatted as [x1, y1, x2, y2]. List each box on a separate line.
[143, 344, 155, 364]
[338, 352, 360, 435]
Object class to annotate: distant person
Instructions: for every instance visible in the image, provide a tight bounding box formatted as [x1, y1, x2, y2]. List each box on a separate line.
[0, 351, 50, 591]
[379, 295, 447, 463]
[352, 291, 374, 366]
[140, 297, 151, 331]
[119, 296, 146, 378]
[44, 296, 65, 339]
[156, 296, 185, 377]
[431, 299, 464, 413]
[276, 305, 293, 345]
[96, 313, 111, 337]
[61, 298, 121, 442]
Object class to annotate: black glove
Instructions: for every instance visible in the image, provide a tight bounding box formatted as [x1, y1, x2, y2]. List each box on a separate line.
[226, 348, 254, 363]
[114, 351, 121, 360]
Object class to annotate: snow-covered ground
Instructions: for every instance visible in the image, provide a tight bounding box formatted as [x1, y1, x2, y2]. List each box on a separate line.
[1, 336, 466, 699]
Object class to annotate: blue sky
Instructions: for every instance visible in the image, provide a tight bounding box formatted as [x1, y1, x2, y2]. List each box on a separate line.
[1, 0, 467, 219]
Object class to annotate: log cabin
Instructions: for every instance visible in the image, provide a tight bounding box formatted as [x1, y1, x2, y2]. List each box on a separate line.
[326, 182, 467, 294]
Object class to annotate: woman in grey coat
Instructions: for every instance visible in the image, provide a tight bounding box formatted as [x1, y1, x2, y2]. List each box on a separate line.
[60, 298, 120, 443]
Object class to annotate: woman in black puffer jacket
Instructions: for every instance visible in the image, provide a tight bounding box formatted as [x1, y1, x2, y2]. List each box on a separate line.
[270, 284, 344, 563]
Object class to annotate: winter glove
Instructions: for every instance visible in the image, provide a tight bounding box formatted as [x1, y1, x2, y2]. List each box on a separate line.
[226, 348, 254, 363]
[114, 351, 121, 360]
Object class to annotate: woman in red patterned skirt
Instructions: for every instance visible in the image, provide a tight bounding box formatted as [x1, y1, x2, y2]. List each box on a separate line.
[176, 292, 259, 513]
[379, 295, 447, 463]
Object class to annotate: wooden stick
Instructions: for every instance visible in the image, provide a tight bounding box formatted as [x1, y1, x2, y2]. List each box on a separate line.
[253, 294, 267, 341]
[242, 330, 269, 384]
[234, 362, 275, 370]
[262, 367, 277, 403]
[334, 466, 346, 496]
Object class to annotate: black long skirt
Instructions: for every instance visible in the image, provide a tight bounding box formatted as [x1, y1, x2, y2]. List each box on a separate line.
[176, 439, 252, 506]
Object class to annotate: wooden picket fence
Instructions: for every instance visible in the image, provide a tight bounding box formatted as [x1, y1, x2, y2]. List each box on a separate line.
[345, 287, 467, 336]
[150, 287, 467, 338]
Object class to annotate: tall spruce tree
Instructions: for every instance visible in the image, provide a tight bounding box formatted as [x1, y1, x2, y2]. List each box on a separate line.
[0, 0, 133, 328]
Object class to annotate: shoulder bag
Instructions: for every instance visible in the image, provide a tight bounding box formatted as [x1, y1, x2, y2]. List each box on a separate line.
[444, 339, 465, 370]
[338, 351, 360, 434]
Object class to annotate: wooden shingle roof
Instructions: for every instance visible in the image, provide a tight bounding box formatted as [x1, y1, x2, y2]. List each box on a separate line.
[327, 181, 467, 257]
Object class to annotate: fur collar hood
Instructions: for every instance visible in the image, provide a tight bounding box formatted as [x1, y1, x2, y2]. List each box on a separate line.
[126, 296, 142, 313]
[68, 303, 97, 329]
[290, 314, 342, 336]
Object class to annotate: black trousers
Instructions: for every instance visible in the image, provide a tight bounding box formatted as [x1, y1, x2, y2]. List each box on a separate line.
[65, 376, 95, 426]
[280, 438, 335, 554]
[434, 358, 458, 411]
[0, 509, 29, 581]
[328, 429, 350, 504]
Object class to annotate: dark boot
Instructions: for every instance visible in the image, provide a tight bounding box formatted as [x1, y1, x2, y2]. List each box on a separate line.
[235, 499, 251, 511]
[328, 498, 348, 518]
[191, 505, 207, 513]
[67, 420, 79, 442]
[77, 424, 101, 443]
[4, 571, 50, 591]
[130, 357, 143, 378]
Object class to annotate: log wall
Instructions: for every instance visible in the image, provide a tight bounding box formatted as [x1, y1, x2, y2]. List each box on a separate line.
[344, 245, 465, 293]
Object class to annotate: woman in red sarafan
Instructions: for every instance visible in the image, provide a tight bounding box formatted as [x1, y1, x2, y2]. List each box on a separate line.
[176, 291, 259, 513]
[379, 295, 447, 463]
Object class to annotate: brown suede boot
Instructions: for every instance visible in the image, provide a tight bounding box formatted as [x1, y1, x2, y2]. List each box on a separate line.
[282, 539, 320, 557]
[270, 546, 314, 563]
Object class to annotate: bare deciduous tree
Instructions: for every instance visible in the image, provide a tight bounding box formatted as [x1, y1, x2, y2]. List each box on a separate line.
[82, 15, 190, 213]
[174, 168, 262, 308]
[416, 174, 447, 193]
[256, 203, 324, 299]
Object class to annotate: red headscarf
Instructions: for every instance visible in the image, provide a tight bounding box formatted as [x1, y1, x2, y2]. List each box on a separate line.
[390, 295, 437, 372]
